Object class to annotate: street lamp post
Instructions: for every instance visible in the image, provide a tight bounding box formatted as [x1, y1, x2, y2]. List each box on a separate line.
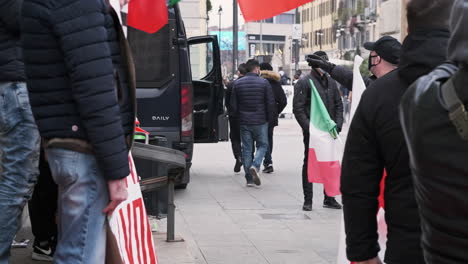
[218, 6, 222, 41]
[233, 0, 238, 75]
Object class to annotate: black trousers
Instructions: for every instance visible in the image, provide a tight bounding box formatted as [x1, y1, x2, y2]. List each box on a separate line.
[28, 148, 58, 242]
[302, 132, 331, 203]
[229, 117, 242, 160]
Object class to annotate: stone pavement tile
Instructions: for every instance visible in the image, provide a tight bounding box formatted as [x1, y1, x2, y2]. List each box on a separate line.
[154, 233, 196, 264]
[258, 246, 330, 264]
[193, 233, 252, 247]
[198, 246, 269, 264]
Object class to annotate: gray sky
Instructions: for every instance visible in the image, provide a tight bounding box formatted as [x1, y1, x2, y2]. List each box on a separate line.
[208, 0, 245, 28]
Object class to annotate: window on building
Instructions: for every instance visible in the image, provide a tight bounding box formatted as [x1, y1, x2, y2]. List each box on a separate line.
[264, 17, 274, 23]
[275, 14, 294, 24]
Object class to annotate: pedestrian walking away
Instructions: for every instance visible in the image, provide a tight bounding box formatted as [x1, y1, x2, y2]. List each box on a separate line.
[230, 59, 275, 187]
[293, 51, 343, 211]
[400, 0, 468, 262]
[341, 0, 454, 263]
[259, 62, 287, 174]
[225, 63, 247, 173]
[0, 0, 40, 262]
[21, 0, 135, 263]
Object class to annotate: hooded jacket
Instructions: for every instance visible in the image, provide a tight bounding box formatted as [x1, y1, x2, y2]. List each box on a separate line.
[260, 70, 287, 127]
[0, 0, 25, 81]
[293, 70, 344, 133]
[21, 0, 136, 180]
[341, 28, 450, 263]
[400, 1, 468, 262]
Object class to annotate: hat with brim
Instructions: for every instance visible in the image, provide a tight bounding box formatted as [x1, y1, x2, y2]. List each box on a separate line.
[364, 36, 402, 65]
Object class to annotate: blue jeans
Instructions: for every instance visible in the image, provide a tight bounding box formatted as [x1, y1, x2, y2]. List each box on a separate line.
[241, 123, 269, 182]
[0, 82, 40, 263]
[46, 148, 109, 264]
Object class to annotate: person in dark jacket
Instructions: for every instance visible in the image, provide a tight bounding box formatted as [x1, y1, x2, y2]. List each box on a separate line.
[230, 59, 275, 187]
[0, 0, 40, 261]
[307, 36, 402, 89]
[341, 0, 454, 263]
[21, 0, 135, 262]
[293, 51, 344, 211]
[225, 63, 247, 173]
[259, 63, 287, 173]
[400, 0, 468, 262]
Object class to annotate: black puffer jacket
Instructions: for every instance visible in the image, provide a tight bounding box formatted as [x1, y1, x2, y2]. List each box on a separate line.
[21, 0, 136, 180]
[260, 70, 287, 127]
[341, 29, 450, 263]
[229, 72, 275, 126]
[0, 0, 25, 81]
[293, 70, 343, 133]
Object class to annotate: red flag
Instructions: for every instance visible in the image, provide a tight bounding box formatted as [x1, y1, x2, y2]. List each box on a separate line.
[128, 0, 168, 33]
[238, 0, 313, 22]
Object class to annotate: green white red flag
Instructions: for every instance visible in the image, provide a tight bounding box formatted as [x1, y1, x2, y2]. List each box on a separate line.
[307, 79, 343, 197]
[238, 0, 313, 22]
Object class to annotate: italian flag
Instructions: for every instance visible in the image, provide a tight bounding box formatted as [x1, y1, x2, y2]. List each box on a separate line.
[307, 79, 343, 197]
[238, 0, 313, 22]
[128, 0, 182, 33]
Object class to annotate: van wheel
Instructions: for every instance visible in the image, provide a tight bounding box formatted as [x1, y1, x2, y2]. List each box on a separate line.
[175, 183, 188, 189]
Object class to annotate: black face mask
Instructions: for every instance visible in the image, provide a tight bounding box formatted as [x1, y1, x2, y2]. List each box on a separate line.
[368, 55, 380, 71]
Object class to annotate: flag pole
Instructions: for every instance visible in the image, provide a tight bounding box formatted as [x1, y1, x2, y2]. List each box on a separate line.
[233, 0, 238, 75]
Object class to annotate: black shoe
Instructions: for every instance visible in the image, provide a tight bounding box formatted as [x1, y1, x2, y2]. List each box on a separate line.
[323, 197, 342, 209]
[302, 202, 312, 211]
[262, 165, 274, 174]
[32, 239, 55, 262]
[234, 159, 243, 173]
[249, 167, 261, 186]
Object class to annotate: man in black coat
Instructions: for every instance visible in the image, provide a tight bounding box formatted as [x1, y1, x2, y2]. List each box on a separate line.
[230, 59, 275, 187]
[307, 36, 402, 90]
[341, 0, 454, 263]
[259, 63, 287, 173]
[400, 0, 468, 262]
[293, 51, 344, 211]
[21, 0, 134, 262]
[0, 0, 40, 260]
[225, 63, 247, 173]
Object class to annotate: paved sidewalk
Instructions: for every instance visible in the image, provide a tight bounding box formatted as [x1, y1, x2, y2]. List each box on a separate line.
[10, 118, 344, 264]
[170, 118, 343, 264]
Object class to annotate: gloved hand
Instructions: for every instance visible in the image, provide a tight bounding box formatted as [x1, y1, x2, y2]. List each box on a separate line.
[307, 54, 336, 73]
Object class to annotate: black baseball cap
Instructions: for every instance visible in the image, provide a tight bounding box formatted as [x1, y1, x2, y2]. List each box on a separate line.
[363, 36, 402, 65]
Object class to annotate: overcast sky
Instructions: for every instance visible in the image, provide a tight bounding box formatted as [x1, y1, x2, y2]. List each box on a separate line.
[208, 0, 245, 28]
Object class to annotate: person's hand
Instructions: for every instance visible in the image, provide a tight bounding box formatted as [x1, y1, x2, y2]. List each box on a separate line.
[120, 0, 129, 7]
[306, 54, 335, 73]
[355, 257, 383, 264]
[103, 178, 128, 216]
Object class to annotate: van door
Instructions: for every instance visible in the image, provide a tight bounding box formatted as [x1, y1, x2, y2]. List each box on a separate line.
[188, 36, 228, 143]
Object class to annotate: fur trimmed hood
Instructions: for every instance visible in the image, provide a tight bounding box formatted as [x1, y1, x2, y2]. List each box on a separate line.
[260, 70, 281, 82]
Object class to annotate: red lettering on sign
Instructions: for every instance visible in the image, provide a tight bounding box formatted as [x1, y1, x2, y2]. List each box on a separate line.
[119, 208, 134, 264]
[146, 218, 156, 264]
[133, 198, 143, 264]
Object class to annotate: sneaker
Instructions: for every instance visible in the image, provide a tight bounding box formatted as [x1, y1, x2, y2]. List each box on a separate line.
[234, 159, 243, 173]
[246, 181, 255, 187]
[249, 167, 261, 186]
[32, 239, 54, 262]
[262, 165, 274, 174]
[323, 197, 342, 209]
[302, 202, 313, 211]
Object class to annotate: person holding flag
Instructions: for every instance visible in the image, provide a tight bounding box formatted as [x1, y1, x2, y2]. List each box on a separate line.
[293, 51, 344, 211]
[306, 36, 402, 90]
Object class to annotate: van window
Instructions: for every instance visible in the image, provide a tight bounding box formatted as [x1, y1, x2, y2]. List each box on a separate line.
[127, 25, 171, 84]
[189, 43, 213, 80]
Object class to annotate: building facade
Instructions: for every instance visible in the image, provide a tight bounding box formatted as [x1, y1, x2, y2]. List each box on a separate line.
[243, 10, 297, 75]
[299, 0, 380, 61]
[379, 0, 407, 42]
